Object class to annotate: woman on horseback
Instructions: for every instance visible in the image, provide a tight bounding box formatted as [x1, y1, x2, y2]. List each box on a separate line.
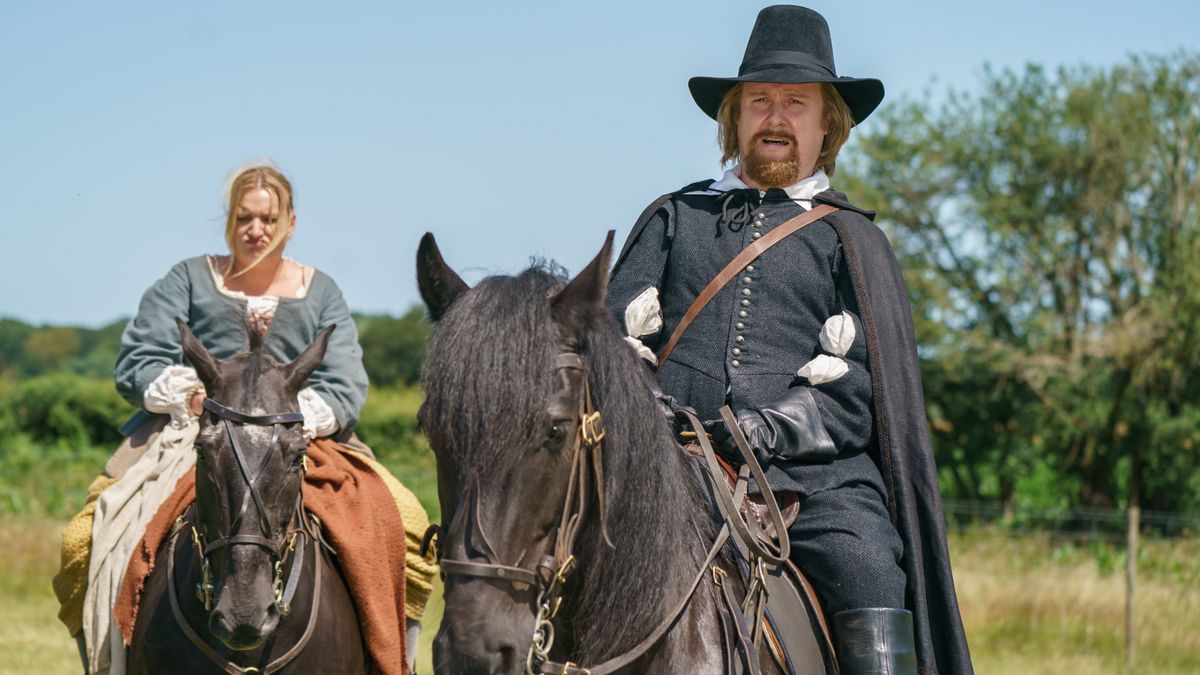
[54, 162, 433, 674]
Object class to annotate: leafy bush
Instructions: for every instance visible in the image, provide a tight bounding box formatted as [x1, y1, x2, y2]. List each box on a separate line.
[1, 373, 133, 449]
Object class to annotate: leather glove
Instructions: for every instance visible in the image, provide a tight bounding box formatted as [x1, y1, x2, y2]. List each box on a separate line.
[705, 387, 837, 466]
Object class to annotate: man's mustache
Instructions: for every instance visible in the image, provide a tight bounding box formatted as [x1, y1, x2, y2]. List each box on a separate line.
[751, 128, 797, 144]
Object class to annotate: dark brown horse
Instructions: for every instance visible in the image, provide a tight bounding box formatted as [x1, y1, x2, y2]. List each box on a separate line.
[417, 233, 830, 674]
[129, 321, 366, 674]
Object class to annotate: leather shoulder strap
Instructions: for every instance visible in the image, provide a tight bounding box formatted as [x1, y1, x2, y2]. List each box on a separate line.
[655, 204, 838, 373]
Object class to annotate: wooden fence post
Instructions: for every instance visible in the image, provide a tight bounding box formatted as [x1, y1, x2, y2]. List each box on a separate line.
[1125, 504, 1139, 667]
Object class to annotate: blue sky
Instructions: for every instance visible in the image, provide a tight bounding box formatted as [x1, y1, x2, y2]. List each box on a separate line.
[2, 0, 1196, 326]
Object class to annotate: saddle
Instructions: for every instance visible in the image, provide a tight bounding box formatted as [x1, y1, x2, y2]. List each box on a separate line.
[682, 411, 838, 675]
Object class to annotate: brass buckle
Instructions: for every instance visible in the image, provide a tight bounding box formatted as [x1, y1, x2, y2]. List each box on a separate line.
[580, 411, 605, 445]
[546, 594, 564, 620]
[555, 555, 577, 586]
[711, 565, 727, 587]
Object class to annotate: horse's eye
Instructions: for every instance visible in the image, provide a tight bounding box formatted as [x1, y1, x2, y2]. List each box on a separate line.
[548, 420, 572, 442]
[194, 444, 208, 461]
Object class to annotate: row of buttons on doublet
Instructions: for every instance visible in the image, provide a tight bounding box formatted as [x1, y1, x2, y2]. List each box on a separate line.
[731, 210, 768, 368]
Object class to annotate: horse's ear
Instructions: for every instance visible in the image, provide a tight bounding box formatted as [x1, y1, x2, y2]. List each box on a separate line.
[177, 317, 222, 390]
[284, 325, 335, 393]
[417, 233, 469, 322]
[550, 231, 615, 343]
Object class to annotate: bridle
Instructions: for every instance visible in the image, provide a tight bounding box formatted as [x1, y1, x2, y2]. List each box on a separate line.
[423, 352, 735, 675]
[193, 397, 308, 614]
[164, 396, 324, 675]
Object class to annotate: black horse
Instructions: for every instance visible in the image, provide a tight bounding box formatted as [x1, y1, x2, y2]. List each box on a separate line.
[129, 321, 365, 674]
[417, 233, 827, 674]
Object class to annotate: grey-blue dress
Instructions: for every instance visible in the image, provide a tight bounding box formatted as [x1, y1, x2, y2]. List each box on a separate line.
[115, 256, 368, 433]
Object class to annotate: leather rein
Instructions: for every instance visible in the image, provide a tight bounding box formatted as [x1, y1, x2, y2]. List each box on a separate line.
[423, 353, 748, 675]
[164, 397, 323, 675]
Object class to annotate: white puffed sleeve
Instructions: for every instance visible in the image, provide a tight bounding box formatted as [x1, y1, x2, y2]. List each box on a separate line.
[297, 387, 339, 440]
[818, 311, 856, 357]
[143, 365, 206, 429]
[623, 286, 662, 365]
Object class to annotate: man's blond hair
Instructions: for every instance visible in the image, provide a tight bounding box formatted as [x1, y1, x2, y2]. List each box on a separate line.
[716, 82, 854, 176]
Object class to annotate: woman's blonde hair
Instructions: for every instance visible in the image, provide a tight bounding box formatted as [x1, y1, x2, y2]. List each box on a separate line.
[716, 82, 855, 176]
[223, 163, 295, 278]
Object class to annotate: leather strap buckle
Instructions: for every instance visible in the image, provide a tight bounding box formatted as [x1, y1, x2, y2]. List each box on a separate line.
[580, 411, 605, 445]
[554, 555, 577, 586]
[712, 564, 728, 587]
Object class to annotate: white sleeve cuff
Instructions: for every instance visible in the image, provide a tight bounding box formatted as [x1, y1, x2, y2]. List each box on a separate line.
[298, 388, 339, 440]
[797, 354, 850, 385]
[143, 365, 205, 429]
[623, 336, 658, 365]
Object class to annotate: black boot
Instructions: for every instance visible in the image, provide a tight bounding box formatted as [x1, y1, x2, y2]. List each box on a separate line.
[833, 608, 918, 675]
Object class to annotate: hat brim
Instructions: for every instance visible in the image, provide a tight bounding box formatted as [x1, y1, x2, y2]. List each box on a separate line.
[689, 68, 884, 124]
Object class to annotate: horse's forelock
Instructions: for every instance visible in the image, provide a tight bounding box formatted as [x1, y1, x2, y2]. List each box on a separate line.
[221, 352, 294, 413]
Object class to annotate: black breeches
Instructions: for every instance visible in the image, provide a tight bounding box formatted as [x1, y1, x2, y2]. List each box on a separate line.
[787, 480, 907, 616]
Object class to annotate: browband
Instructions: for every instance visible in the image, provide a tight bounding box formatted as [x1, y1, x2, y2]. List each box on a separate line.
[202, 397, 305, 426]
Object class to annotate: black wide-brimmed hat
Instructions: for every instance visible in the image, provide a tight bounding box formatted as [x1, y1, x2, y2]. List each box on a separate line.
[689, 5, 884, 124]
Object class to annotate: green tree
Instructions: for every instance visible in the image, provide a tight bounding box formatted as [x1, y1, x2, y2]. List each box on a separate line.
[0, 319, 35, 375]
[356, 307, 430, 387]
[68, 319, 127, 378]
[23, 327, 82, 375]
[844, 53, 1200, 512]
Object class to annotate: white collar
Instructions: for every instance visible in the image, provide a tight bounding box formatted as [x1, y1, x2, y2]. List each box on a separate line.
[708, 165, 831, 205]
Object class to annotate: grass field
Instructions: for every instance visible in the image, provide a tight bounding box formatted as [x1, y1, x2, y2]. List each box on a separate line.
[4, 516, 1196, 674]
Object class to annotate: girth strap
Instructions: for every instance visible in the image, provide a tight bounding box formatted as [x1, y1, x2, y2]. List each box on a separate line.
[716, 570, 764, 675]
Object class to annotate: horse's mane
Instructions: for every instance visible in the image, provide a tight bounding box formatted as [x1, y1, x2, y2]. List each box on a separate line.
[422, 263, 721, 661]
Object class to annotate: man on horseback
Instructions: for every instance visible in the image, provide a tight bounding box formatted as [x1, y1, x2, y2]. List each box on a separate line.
[608, 6, 972, 674]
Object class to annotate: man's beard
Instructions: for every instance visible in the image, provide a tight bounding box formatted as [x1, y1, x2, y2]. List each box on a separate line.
[742, 129, 803, 188]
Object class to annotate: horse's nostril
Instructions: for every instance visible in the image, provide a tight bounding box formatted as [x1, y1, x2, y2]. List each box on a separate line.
[497, 642, 519, 671]
[209, 610, 235, 642]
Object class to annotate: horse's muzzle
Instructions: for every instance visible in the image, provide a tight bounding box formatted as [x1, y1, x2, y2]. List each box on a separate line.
[209, 602, 280, 651]
[433, 625, 524, 675]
